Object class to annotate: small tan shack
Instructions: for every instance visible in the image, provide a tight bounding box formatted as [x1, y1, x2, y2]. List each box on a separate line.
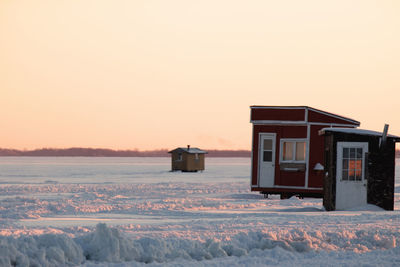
[168, 145, 207, 172]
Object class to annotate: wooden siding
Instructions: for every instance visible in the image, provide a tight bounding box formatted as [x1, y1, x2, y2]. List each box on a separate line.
[308, 125, 326, 188]
[367, 140, 396, 210]
[275, 171, 306, 187]
[171, 152, 205, 172]
[308, 109, 359, 125]
[323, 132, 396, 211]
[251, 106, 359, 126]
[251, 107, 305, 122]
[250, 106, 360, 197]
[322, 134, 336, 211]
[251, 124, 307, 188]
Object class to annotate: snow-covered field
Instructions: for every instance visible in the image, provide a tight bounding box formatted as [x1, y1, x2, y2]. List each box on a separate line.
[0, 157, 399, 266]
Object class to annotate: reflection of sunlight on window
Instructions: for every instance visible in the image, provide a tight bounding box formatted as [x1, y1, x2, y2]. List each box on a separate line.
[356, 160, 362, 169]
[349, 160, 355, 169]
[342, 148, 363, 181]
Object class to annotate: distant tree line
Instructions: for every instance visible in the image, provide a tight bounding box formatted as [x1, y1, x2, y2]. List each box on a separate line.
[1, 147, 398, 158]
[0, 148, 251, 157]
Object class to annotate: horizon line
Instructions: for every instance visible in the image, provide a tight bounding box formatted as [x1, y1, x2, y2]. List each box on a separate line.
[0, 147, 251, 152]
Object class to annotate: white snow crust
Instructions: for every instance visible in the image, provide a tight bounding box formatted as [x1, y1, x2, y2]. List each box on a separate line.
[0, 157, 399, 266]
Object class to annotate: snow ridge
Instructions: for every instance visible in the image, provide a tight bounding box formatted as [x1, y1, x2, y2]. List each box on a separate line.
[0, 223, 397, 266]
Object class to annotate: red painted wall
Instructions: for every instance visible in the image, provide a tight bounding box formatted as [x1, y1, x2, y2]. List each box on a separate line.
[276, 171, 305, 187]
[251, 108, 305, 122]
[252, 124, 307, 187]
[308, 125, 325, 188]
[250, 106, 359, 194]
[308, 110, 358, 125]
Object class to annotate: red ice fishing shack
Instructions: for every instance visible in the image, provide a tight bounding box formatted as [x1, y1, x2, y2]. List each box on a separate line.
[250, 106, 360, 198]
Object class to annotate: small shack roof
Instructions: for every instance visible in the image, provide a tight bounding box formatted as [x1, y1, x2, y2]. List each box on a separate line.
[319, 127, 400, 141]
[168, 147, 208, 154]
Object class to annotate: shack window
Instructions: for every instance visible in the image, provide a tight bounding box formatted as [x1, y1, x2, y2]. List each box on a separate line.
[280, 140, 306, 162]
[195, 153, 199, 160]
[177, 153, 182, 161]
[263, 139, 273, 162]
[342, 147, 363, 181]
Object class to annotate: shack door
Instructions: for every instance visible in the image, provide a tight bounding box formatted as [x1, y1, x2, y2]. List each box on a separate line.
[336, 142, 368, 210]
[259, 133, 276, 187]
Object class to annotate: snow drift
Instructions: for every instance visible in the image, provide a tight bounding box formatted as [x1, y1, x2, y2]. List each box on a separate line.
[0, 223, 397, 266]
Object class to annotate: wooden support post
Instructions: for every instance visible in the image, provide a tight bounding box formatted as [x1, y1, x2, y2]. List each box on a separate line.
[380, 124, 389, 149]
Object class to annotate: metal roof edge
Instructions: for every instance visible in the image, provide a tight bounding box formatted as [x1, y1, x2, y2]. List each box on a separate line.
[250, 105, 307, 109]
[319, 127, 400, 141]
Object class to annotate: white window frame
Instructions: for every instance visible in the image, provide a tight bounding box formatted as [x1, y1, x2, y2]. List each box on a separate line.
[195, 153, 199, 160]
[279, 138, 307, 163]
[337, 142, 368, 182]
[176, 153, 183, 161]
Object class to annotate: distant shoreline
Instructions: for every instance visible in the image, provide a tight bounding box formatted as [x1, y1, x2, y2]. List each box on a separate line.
[0, 148, 251, 158]
[1, 148, 398, 158]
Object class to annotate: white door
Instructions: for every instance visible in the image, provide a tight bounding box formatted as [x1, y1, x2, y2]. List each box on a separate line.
[259, 133, 276, 187]
[336, 142, 368, 210]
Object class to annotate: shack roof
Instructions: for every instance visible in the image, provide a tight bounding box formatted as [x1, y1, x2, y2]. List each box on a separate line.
[168, 147, 208, 154]
[319, 127, 400, 141]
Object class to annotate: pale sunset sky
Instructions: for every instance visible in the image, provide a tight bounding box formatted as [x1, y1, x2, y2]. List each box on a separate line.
[1, 0, 399, 150]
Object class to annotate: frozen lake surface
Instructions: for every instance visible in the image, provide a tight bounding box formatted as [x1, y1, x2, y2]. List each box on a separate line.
[0, 157, 399, 266]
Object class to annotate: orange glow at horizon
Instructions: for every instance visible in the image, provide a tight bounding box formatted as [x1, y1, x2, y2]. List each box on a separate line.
[1, 0, 399, 150]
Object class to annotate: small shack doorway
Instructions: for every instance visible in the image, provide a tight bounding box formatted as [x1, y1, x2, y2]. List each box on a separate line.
[320, 127, 400, 211]
[335, 142, 368, 210]
[259, 133, 276, 188]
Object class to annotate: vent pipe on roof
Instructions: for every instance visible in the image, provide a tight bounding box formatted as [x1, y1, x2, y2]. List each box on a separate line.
[187, 145, 190, 151]
[380, 124, 389, 149]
